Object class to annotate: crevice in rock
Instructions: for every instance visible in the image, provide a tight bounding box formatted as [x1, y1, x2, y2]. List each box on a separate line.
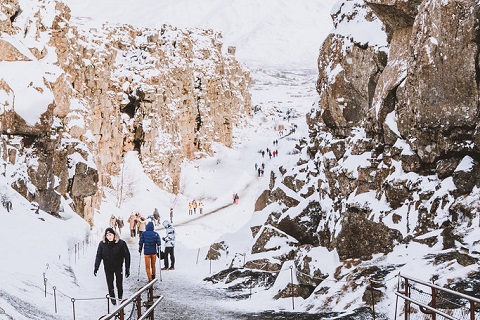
[121, 89, 143, 118]
[10, 8, 21, 23]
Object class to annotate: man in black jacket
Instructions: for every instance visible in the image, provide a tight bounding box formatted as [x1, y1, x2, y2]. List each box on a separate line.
[94, 227, 131, 305]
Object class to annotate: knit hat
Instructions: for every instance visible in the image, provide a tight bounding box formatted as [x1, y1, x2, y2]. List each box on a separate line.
[105, 227, 115, 236]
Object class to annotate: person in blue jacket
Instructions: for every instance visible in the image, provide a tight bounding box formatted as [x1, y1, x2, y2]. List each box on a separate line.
[94, 227, 131, 305]
[139, 221, 161, 281]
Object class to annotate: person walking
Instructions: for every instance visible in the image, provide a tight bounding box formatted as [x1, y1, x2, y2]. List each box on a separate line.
[94, 227, 131, 305]
[162, 220, 176, 270]
[153, 208, 161, 225]
[139, 221, 161, 281]
[116, 216, 124, 235]
[128, 213, 137, 237]
[138, 217, 147, 237]
[192, 200, 197, 214]
[198, 201, 204, 214]
[169, 207, 174, 223]
[110, 215, 117, 231]
[188, 202, 193, 215]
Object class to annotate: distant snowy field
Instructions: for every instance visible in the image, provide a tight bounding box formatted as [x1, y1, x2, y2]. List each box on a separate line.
[61, 0, 336, 68]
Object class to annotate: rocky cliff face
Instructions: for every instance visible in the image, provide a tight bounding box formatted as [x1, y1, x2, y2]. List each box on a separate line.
[0, 0, 251, 224]
[207, 0, 480, 316]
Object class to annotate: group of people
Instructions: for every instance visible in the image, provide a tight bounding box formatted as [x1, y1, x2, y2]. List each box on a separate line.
[254, 138, 285, 177]
[127, 212, 147, 238]
[95, 214, 176, 305]
[187, 200, 204, 215]
[109, 215, 125, 234]
[233, 193, 239, 204]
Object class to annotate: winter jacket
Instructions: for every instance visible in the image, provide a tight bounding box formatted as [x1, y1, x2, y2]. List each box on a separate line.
[139, 222, 161, 255]
[128, 215, 136, 229]
[162, 220, 176, 247]
[138, 218, 147, 232]
[109, 216, 117, 228]
[94, 229, 131, 272]
[116, 217, 124, 229]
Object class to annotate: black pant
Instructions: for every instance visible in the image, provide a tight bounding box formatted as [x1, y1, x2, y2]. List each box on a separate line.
[105, 269, 123, 299]
[164, 247, 175, 268]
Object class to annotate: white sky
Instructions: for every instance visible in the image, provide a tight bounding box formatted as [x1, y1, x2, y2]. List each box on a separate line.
[61, 0, 337, 68]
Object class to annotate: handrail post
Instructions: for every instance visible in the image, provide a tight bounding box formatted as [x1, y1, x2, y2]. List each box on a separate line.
[149, 286, 154, 320]
[71, 298, 76, 320]
[53, 286, 57, 313]
[431, 287, 436, 320]
[404, 278, 409, 320]
[119, 299, 125, 320]
[136, 295, 142, 318]
[470, 300, 475, 320]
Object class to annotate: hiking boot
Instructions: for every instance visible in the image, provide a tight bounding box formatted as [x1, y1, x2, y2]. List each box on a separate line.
[161, 267, 168, 270]
[168, 267, 175, 270]
[111, 299, 117, 305]
[152, 274, 155, 279]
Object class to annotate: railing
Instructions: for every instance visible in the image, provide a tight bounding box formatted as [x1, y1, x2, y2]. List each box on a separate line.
[99, 278, 163, 320]
[395, 273, 480, 320]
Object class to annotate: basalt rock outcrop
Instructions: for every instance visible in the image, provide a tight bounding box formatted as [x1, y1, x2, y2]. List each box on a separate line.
[207, 0, 480, 316]
[0, 0, 251, 224]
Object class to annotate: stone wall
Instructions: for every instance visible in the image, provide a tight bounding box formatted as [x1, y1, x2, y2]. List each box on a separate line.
[0, 0, 251, 224]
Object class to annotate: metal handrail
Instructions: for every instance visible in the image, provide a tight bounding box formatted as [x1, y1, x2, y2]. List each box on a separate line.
[138, 296, 164, 320]
[395, 291, 457, 320]
[400, 273, 480, 304]
[397, 273, 480, 320]
[100, 278, 160, 320]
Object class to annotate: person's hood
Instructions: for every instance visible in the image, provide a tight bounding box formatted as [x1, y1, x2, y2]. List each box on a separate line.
[146, 221, 155, 231]
[162, 220, 171, 228]
[102, 227, 119, 243]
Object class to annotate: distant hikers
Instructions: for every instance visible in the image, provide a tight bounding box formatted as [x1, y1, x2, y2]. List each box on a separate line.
[233, 193, 239, 204]
[139, 221, 161, 281]
[170, 207, 174, 223]
[94, 227, 131, 305]
[188, 202, 193, 215]
[192, 200, 198, 214]
[153, 208, 161, 225]
[138, 216, 147, 237]
[162, 220, 176, 270]
[116, 216, 124, 235]
[128, 213, 137, 238]
[198, 201, 204, 214]
[110, 214, 117, 230]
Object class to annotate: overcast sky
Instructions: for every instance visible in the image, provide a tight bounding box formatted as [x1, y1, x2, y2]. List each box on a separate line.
[61, 0, 337, 68]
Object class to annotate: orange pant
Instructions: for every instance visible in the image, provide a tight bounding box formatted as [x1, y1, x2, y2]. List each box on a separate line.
[144, 254, 157, 281]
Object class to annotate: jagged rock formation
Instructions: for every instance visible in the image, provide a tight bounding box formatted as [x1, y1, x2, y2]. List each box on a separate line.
[0, 0, 251, 224]
[207, 0, 480, 316]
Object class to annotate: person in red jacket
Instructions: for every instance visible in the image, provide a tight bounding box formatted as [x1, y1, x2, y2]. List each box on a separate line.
[94, 227, 131, 305]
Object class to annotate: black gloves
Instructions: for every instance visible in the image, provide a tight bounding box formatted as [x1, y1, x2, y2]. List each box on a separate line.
[125, 270, 130, 278]
[156, 252, 159, 257]
[94, 269, 98, 276]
